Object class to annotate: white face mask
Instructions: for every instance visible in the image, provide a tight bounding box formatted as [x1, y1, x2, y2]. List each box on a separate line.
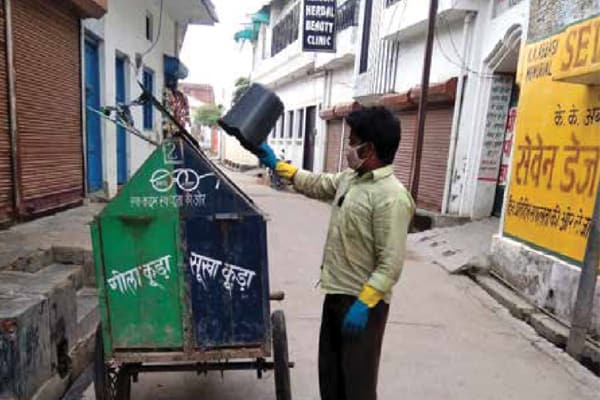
[346, 143, 368, 171]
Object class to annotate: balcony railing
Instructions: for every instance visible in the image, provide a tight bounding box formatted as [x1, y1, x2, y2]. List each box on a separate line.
[336, 0, 359, 32]
[385, 0, 401, 7]
[271, 3, 300, 57]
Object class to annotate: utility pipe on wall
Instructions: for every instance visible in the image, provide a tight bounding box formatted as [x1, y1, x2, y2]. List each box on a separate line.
[4, 0, 20, 216]
[442, 11, 476, 215]
[337, 119, 346, 172]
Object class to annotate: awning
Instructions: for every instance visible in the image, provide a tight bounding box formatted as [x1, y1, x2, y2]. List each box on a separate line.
[252, 7, 270, 24]
[165, 0, 219, 25]
[69, 0, 107, 18]
[235, 6, 270, 43]
[234, 27, 258, 43]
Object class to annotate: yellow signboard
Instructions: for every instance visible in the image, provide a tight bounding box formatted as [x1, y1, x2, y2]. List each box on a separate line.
[552, 15, 600, 85]
[504, 16, 600, 266]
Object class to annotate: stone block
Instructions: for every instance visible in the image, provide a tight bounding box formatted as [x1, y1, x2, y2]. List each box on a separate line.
[0, 295, 52, 400]
[75, 289, 98, 344]
[7, 249, 53, 274]
[474, 274, 536, 321]
[0, 264, 82, 379]
[529, 313, 569, 348]
[81, 250, 96, 287]
[51, 247, 85, 266]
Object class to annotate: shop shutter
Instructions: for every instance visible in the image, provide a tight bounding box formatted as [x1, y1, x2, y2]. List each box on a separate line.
[0, 0, 14, 224]
[12, 0, 83, 216]
[393, 111, 416, 191]
[325, 120, 343, 172]
[393, 107, 452, 211]
[417, 107, 453, 211]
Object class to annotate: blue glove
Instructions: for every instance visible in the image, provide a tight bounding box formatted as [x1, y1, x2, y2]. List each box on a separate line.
[257, 142, 278, 170]
[342, 299, 370, 335]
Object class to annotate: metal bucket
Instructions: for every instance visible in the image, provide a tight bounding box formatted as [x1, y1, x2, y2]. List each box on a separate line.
[218, 83, 283, 153]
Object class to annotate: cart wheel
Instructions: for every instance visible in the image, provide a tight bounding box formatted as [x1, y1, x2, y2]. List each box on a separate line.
[93, 326, 131, 400]
[272, 310, 292, 400]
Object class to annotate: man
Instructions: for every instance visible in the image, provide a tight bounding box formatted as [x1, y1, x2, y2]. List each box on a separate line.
[162, 55, 190, 138]
[257, 106, 415, 400]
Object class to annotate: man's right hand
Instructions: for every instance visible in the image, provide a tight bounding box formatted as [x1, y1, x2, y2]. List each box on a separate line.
[257, 142, 278, 169]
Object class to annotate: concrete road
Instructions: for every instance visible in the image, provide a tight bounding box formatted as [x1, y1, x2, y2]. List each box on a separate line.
[81, 170, 600, 400]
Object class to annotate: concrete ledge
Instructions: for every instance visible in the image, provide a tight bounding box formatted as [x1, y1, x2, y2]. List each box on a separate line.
[529, 313, 569, 348]
[1, 248, 53, 273]
[491, 234, 600, 339]
[473, 274, 536, 320]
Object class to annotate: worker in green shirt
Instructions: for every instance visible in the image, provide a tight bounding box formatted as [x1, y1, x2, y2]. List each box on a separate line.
[257, 106, 415, 400]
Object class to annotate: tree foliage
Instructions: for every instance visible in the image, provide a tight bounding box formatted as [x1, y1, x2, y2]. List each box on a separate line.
[193, 104, 223, 128]
[232, 77, 251, 105]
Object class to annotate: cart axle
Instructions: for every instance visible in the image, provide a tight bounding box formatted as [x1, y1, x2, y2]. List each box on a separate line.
[126, 360, 295, 375]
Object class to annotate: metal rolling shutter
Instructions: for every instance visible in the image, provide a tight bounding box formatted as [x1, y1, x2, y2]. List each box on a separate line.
[13, 0, 83, 216]
[0, 0, 14, 224]
[393, 111, 416, 191]
[393, 107, 452, 211]
[325, 120, 343, 172]
[417, 107, 453, 211]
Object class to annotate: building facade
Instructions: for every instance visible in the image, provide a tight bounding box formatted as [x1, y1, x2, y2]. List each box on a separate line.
[350, 0, 528, 216]
[250, 0, 361, 173]
[492, 0, 600, 338]
[82, 0, 217, 198]
[0, 0, 107, 227]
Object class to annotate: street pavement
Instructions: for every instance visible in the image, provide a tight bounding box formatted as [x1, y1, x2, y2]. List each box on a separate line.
[70, 168, 600, 400]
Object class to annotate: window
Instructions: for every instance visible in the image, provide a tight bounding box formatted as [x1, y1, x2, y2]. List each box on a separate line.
[336, 0, 359, 32]
[359, 0, 373, 74]
[146, 12, 153, 41]
[287, 111, 294, 138]
[297, 109, 304, 138]
[279, 114, 285, 138]
[271, 3, 301, 56]
[142, 69, 154, 130]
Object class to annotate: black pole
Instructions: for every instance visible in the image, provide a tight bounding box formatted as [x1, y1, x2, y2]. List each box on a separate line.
[410, 0, 438, 201]
[567, 182, 600, 359]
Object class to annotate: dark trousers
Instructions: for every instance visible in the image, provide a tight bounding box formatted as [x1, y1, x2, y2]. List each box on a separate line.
[318, 294, 390, 400]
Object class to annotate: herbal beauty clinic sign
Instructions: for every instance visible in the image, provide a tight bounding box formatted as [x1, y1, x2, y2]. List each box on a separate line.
[303, 0, 336, 52]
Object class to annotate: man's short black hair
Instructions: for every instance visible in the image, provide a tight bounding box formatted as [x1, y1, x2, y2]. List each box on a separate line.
[345, 106, 401, 165]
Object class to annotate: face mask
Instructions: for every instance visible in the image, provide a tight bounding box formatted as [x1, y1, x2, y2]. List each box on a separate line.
[346, 142, 368, 171]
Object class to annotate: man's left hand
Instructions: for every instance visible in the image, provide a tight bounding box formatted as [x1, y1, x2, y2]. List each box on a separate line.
[342, 299, 370, 335]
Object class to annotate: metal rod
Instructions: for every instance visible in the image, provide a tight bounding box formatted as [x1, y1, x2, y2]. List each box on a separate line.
[566, 182, 600, 359]
[4, 0, 20, 217]
[127, 361, 295, 374]
[338, 118, 346, 172]
[410, 0, 438, 200]
[86, 106, 160, 146]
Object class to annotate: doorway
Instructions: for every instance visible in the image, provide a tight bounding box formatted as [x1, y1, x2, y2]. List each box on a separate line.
[115, 56, 128, 185]
[84, 39, 102, 193]
[303, 106, 316, 171]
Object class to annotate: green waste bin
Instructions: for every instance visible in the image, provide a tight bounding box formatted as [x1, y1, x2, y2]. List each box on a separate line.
[91, 135, 292, 400]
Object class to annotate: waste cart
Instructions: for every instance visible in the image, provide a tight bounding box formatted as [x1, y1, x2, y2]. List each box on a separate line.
[90, 130, 292, 400]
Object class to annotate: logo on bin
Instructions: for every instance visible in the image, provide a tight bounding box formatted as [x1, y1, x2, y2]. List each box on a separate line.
[150, 169, 217, 193]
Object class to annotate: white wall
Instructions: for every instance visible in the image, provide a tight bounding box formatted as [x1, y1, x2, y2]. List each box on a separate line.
[391, 16, 465, 94]
[449, 0, 529, 218]
[83, 0, 178, 197]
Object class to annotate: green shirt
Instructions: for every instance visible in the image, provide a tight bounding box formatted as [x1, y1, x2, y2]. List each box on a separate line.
[294, 165, 415, 303]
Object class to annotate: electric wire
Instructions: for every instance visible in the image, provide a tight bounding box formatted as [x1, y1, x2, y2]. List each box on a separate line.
[433, 13, 496, 79]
